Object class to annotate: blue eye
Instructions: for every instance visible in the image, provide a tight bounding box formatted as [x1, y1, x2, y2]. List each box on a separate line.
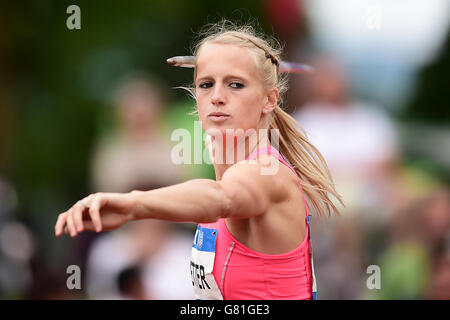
[230, 82, 244, 89]
[199, 82, 213, 89]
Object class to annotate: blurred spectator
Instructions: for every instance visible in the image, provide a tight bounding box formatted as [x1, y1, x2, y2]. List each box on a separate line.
[427, 255, 450, 300]
[91, 74, 183, 192]
[85, 74, 194, 300]
[292, 56, 402, 299]
[293, 57, 400, 217]
[364, 187, 450, 299]
[116, 265, 147, 300]
[0, 177, 35, 299]
[369, 198, 431, 299]
[420, 188, 450, 256]
[86, 219, 193, 299]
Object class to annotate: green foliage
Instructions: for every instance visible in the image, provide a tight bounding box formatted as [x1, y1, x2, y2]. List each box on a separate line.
[401, 29, 450, 125]
[2, 0, 264, 219]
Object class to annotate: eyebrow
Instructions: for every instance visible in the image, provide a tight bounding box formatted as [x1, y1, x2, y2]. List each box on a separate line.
[195, 74, 250, 84]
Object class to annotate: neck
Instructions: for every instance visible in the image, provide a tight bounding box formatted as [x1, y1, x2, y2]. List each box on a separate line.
[210, 130, 271, 180]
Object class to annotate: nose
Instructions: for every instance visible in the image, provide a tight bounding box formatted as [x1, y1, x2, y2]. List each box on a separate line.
[211, 84, 226, 106]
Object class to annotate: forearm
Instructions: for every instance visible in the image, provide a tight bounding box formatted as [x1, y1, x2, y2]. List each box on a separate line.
[129, 179, 230, 223]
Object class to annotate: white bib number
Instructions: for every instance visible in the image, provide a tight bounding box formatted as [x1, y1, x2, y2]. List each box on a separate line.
[191, 225, 223, 300]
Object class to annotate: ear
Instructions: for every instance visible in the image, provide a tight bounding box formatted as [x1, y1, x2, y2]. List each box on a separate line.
[263, 87, 279, 114]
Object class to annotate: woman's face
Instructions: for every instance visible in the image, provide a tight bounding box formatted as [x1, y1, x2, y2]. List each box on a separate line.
[195, 43, 271, 136]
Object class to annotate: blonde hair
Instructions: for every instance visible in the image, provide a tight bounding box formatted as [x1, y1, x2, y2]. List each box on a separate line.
[188, 20, 344, 217]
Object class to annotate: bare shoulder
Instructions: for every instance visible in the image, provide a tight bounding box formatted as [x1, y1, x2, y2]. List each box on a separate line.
[221, 153, 299, 203]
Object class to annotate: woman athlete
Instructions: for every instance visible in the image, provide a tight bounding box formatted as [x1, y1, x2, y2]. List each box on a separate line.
[54, 21, 344, 300]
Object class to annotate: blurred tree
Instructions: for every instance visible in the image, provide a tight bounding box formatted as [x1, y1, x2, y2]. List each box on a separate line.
[401, 27, 450, 125]
[4, 0, 266, 218]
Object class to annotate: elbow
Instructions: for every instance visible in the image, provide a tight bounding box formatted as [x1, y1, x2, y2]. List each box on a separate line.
[212, 182, 233, 220]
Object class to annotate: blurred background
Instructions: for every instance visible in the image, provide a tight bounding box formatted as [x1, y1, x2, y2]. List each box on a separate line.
[0, 0, 448, 299]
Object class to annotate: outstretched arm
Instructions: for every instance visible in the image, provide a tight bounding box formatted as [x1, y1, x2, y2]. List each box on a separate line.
[132, 159, 276, 222]
[131, 178, 230, 223]
[55, 158, 284, 237]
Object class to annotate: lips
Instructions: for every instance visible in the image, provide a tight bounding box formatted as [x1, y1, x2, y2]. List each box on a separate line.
[208, 112, 231, 123]
[208, 112, 230, 117]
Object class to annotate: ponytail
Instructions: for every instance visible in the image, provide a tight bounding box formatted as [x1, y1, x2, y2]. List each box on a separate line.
[269, 106, 344, 217]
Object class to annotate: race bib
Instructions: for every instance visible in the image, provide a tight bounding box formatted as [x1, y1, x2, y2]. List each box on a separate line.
[190, 225, 223, 300]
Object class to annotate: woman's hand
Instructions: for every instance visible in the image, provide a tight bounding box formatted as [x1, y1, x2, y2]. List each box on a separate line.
[54, 192, 136, 237]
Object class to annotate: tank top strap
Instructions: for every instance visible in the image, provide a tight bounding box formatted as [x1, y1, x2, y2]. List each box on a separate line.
[246, 145, 272, 161]
[246, 145, 309, 217]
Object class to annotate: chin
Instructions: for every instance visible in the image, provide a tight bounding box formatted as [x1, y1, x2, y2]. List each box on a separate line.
[204, 121, 235, 134]
[205, 126, 232, 137]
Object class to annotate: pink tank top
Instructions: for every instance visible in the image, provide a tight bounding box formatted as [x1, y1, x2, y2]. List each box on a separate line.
[190, 146, 317, 300]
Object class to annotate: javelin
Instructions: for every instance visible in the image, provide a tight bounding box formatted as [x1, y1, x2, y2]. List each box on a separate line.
[167, 56, 315, 74]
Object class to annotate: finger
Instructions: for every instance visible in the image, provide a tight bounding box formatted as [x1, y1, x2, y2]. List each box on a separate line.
[74, 202, 85, 232]
[80, 220, 97, 232]
[55, 213, 67, 237]
[66, 210, 77, 237]
[89, 194, 104, 232]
